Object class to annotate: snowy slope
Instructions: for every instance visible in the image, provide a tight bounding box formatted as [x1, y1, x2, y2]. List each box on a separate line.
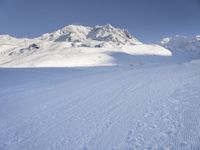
[0, 25, 172, 67]
[1, 25, 200, 150]
[161, 35, 200, 61]
[0, 60, 200, 149]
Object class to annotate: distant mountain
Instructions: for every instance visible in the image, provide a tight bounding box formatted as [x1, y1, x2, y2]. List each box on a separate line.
[39, 24, 142, 47]
[161, 35, 200, 60]
[0, 24, 172, 67]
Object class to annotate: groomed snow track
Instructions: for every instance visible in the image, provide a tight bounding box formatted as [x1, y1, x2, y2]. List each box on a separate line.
[0, 62, 200, 150]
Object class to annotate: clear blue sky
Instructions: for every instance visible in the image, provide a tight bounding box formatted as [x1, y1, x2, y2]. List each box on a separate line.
[0, 0, 200, 42]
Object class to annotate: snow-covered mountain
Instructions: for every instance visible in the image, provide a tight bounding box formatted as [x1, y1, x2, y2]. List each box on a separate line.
[0, 24, 171, 67]
[161, 35, 200, 60]
[39, 24, 142, 46]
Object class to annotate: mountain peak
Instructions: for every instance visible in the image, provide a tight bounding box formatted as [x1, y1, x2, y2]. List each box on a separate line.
[39, 24, 142, 46]
[60, 24, 92, 32]
[94, 24, 114, 29]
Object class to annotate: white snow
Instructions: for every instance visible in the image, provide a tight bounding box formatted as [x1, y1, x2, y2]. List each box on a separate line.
[0, 24, 172, 68]
[0, 60, 200, 149]
[0, 25, 200, 149]
[161, 35, 200, 61]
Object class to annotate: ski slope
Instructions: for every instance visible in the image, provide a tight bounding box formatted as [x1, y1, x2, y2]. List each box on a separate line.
[0, 25, 200, 149]
[0, 60, 200, 150]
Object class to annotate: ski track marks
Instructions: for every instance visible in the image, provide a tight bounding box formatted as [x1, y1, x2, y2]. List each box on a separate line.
[0, 62, 200, 150]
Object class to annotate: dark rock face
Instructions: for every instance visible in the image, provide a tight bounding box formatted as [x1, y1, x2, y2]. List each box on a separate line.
[7, 44, 40, 56]
[28, 44, 39, 50]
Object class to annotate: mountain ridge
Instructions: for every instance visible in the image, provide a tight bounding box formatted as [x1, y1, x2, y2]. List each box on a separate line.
[161, 35, 200, 60]
[3, 24, 200, 67]
[38, 24, 142, 46]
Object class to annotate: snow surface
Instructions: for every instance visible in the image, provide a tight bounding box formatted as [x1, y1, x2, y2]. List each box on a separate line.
[0, 60, 200, 149]
[0, 25, 200, 149]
